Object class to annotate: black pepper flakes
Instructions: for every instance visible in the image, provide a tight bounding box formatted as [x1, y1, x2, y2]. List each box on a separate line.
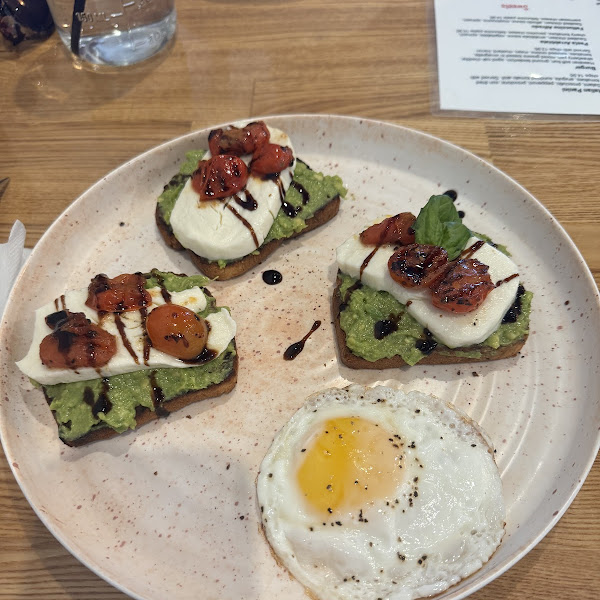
[397, 553, 406, 561]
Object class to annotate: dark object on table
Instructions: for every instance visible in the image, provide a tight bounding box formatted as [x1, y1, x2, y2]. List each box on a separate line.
[0, 177, 9, 201]
[0, 0, 54, 45]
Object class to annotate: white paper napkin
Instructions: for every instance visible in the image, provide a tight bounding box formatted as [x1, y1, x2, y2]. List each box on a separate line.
[0, 221, 30, 317]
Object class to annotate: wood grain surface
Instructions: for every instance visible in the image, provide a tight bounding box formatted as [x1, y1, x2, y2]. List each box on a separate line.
[1, 1, 599, 598]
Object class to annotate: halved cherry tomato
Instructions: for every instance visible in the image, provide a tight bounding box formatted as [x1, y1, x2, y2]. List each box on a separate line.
[388, 244, 449, 288]
[191, 155, 249, 201]
[86, 273, 151, 314]
[40, 310, 117, 369]
[249, 143, 294, 176]
[146, 304, 208, 360]
[208, 121, 270, 157]
[431, 258, 494, 313]
[359, 213, 416, 246]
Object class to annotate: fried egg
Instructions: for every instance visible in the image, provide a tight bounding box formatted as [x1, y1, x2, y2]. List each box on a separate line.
[257, 385, 505, 600]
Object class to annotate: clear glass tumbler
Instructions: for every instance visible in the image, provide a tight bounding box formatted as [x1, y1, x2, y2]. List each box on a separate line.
[47, 0, 176, 67]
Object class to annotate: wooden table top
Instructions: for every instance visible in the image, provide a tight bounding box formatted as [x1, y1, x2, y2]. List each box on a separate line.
[1, 1, 598, 598]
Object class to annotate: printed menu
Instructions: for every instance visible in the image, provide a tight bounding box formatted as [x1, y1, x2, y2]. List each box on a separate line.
[434, 0, 600, 115]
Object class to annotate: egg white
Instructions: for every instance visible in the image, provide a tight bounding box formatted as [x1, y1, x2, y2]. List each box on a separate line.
[169, 125, 296, 261]
[16, 286, 236, 385]
[336, 234, 521, 348]
[257, 385, 505, 600]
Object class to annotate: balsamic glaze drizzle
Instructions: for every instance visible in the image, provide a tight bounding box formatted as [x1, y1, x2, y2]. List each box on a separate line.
[291, 180, 310, 204]
[114, 313, 139, 364]
[226, 203, 259, 247]
[234, 191, 258, 211]
[502, 284, 525, 324]
[149, 371, 170, 417]
[415, 329, 438, 355]
[263, 270, 283, 285]
[443, 189, 458, 201]
[284, 321, 321, 360]
[374, 318, 398, 340]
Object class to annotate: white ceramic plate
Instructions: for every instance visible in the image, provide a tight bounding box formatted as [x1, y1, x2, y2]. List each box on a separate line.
[1, 115, 599, 600]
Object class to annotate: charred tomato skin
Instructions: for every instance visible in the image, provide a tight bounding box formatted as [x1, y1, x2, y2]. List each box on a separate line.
[388, 244, 449, 288]
[39, 310, 117, 369]
[208, 121, 270, 156]
[360, 213, 416, 246]
[146, 304, 208, 360]
[431, 258, 494, 313]
[249, 143, 294, 176]
[191, 155, 249, 201]
[86, 273, 151, 314]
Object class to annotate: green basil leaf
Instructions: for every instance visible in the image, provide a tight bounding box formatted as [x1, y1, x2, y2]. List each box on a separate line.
[413, 195, 471, 260]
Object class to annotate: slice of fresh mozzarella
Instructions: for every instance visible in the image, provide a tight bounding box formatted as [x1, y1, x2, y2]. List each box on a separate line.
[336, 235, 520, 348]
[169, 126, 295, 261]
[16, 286, 236, 385]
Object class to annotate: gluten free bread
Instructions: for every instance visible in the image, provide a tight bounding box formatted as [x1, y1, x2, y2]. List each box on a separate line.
[156, 121, 345, 280]
[333, 273, 530, 369]
[17, 270, 238, 446]
[333, 198, 532, 368]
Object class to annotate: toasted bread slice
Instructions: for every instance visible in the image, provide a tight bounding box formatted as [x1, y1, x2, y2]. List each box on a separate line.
[156, 195, 341, 280]
[30, 270, 238, 446]
[46, 350, 238, 447]
[332, 275, 529, 369]
[156, 156, 345, 280]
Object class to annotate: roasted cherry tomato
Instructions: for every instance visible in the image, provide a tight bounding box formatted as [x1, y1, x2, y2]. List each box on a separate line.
[146, 304, 208, 360]
[359, 213, 416, 246]
[431, 258, 494, 313]
[388, 244, 449, 288]
[208, 121, 270, 156]
[191, 155, 249, 201]
[249, 143, 294, 176]
[86, 273, 151, 314]
[39, 310, 117, 369]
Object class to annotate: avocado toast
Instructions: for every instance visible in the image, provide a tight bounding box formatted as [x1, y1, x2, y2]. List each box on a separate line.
[156, 121, 346, 280]
[333, 195, 532, 368]
[17, 270, 238, 446]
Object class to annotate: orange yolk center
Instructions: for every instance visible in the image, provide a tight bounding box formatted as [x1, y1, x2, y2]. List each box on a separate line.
[296, 416, 404, 516]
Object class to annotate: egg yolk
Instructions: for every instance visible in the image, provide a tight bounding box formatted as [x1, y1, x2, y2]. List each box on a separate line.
[296, 416, 404, 516]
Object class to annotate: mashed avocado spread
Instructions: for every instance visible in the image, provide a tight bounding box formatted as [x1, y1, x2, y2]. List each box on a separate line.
[338, 272, 532, 366]
[157, 152, 346, 265]
[40, 270, 236, 443]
